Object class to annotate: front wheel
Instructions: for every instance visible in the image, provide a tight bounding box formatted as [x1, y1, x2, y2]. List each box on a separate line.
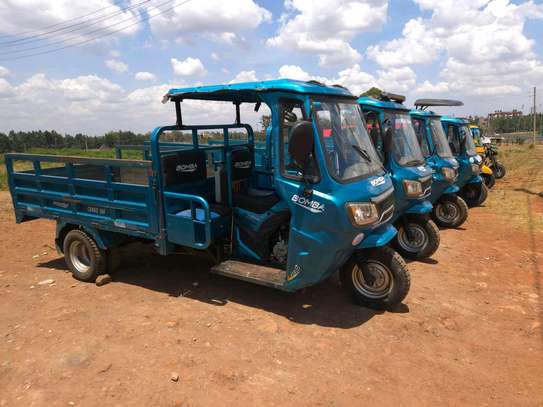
[462, 183, 486, 207]
[432, 194, 469, 228]
[482, 173, 495, 189]
[340, 246, 410, 310]
[493, 163, 506, 179]
[393, 216, 440, 260]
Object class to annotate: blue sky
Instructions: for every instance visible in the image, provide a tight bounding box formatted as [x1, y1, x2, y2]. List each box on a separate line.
[0, 0, 542, 134]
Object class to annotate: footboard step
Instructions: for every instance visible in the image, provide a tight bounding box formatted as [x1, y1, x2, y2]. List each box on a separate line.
[211, 260, 286, 288]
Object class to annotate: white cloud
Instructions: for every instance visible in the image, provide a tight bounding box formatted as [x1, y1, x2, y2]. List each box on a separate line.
[0, 1, 141, 38]
[0, 78, 14, 98]
[171, 57, 207, 77]
[367, 0, 543, 97]
[134, 72, 157, 82]
[229, 70, 258, 83]
[278, 65, 311, 81]
[267, 0, 388, 67]
[147, 0, 271, 43]
[211, 52, 220, 61]
[376, 67, 417, 92]
[416, 80, 449, 94]
[105, 59, 128, 73]
[0, 66, 10, 78]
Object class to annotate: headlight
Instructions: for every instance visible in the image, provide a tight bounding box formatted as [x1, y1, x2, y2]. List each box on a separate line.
[475, 155, 482, 164]
[346, 202, 379, 226]
[403, 180, 423, 197]
[471, 164, 480, 175]
[441, 167, 456, 181]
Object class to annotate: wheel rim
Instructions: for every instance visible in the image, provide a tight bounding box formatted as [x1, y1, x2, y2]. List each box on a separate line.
[69, 241, 91, 273]
[436, 201, 459, 223]
[397, 223, 428, 253]
[352, 260, 393, 299]
[496, 166, 504, 178]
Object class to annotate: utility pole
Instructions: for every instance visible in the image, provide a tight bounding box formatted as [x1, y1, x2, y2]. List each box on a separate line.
[533, 86, 537, 145]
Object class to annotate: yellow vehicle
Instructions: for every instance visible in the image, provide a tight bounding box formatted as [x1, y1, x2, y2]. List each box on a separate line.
[469, 125, 495, 189]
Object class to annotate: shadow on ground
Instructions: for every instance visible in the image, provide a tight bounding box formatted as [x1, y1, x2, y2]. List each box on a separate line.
[37, 244, 409, 329]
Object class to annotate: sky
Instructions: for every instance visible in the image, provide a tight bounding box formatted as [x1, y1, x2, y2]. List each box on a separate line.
[0, 0, 542, 135]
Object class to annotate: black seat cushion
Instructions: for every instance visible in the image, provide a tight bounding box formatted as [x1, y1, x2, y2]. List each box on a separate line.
[233, 189, 279, 214]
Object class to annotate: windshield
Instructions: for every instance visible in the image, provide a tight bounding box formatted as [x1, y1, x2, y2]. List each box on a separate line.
[314, 100, 383, 182]
[460, 125, 477, 156]
[384, 112, 425, 166]
[471, 127, 482, 146]
[429, 117, 453, 158]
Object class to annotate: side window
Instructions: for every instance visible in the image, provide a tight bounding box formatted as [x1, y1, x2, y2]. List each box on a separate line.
[279, 100, 318, 181]
[412, 118, 430, 157]
[364, 110, 385, 163]
[448, 126, 460, 155]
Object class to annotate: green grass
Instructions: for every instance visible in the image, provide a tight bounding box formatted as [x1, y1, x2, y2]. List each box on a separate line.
[0, 148, 145, 190]
[485, 144, 543, 233]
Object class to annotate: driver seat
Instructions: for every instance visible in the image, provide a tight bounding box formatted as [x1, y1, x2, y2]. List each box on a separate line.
[230, 148, 279, 214]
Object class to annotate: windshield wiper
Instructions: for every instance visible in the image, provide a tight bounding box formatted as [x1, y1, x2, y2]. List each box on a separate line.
[352, 145, 387, 172]
[351, 144, 372, 163]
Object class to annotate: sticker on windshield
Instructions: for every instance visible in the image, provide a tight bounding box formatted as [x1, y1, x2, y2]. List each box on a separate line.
[370, 176, 386, 187]
[234, 160, 252, 169]
[417, 166, 427, 172]
[291, 194, 325, 214]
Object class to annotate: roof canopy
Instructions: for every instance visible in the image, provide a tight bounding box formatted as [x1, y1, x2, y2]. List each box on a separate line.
[414, 99, 464, 109]
[164, 79, 354, 103]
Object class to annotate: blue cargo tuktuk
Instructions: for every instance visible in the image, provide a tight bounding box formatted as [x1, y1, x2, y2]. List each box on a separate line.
[357, 93, 440, 261]
[5, 80, 410, 309]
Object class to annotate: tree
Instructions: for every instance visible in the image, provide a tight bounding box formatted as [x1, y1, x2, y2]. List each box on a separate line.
[361, 87, 382, 99]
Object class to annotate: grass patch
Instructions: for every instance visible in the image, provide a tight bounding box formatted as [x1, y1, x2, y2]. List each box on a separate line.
[485, 144, 543, 233]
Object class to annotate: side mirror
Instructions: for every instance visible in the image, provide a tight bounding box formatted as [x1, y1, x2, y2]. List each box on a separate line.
[288, 120, 314, 170]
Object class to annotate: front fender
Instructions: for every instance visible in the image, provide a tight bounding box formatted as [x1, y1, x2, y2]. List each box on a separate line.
[444, 184, 460, 194]
[480, 165, 493, 175]
[358, 224, 397, 248]
[405, 200, 433, 214]
[467, 175, 483, 184]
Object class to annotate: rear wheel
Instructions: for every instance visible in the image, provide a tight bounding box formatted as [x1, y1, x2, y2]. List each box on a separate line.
[393, 216, 440, 260]
[482, 173, 495, 189]
[340, 246, 410, 310]
[432, 194, 468, 228]
[63, 229, 107, 282]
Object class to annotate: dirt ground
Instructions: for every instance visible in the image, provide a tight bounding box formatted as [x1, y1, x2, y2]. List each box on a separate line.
[1, 168, 542, 406]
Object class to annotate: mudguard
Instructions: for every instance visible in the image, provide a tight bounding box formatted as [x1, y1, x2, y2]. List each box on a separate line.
[55, 221, 125, 252]
[444, 185, 460, 194]
[358, 224, 397, 248]
[467, 175, 483, 184]
[481, 164, 493, 176]
[405, 200, 433, 214]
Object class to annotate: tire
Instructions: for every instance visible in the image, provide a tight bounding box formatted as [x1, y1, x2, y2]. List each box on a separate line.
[462, 183, 483, 207]
[493, 163, 506, 179]
[482, 173, 495, 189]
[340, 246, 410, 310]
[432, 194, 469, 228]
[393, 216, 440, 260]
[63, 229, 107, 282]
[477, 182, 489, 206]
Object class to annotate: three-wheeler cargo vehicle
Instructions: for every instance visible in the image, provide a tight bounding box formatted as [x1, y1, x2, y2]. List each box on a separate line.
[440, 116, 489, 207]
[470, 124, 505, 181]
[411, 101, 469, 228]
[5, 79, 411, 309]
[358, 93, 440, 260]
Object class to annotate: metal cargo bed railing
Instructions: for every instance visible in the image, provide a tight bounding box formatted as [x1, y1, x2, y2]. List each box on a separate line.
[5, 153, 158, 237]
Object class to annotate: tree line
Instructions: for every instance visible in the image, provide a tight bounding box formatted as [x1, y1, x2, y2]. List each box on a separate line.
[0, 130, 150, 153]
[486, 114, 543, 134]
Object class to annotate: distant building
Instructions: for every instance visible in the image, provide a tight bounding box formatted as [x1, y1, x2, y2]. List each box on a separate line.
[488, 109, 523, 119]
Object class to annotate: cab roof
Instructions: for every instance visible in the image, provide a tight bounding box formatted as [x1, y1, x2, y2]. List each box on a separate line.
[357, 96, 409, 111]
[441, 116, 469, 125]
[409, 108, 441, 119]
[164, 79, 354, 103]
